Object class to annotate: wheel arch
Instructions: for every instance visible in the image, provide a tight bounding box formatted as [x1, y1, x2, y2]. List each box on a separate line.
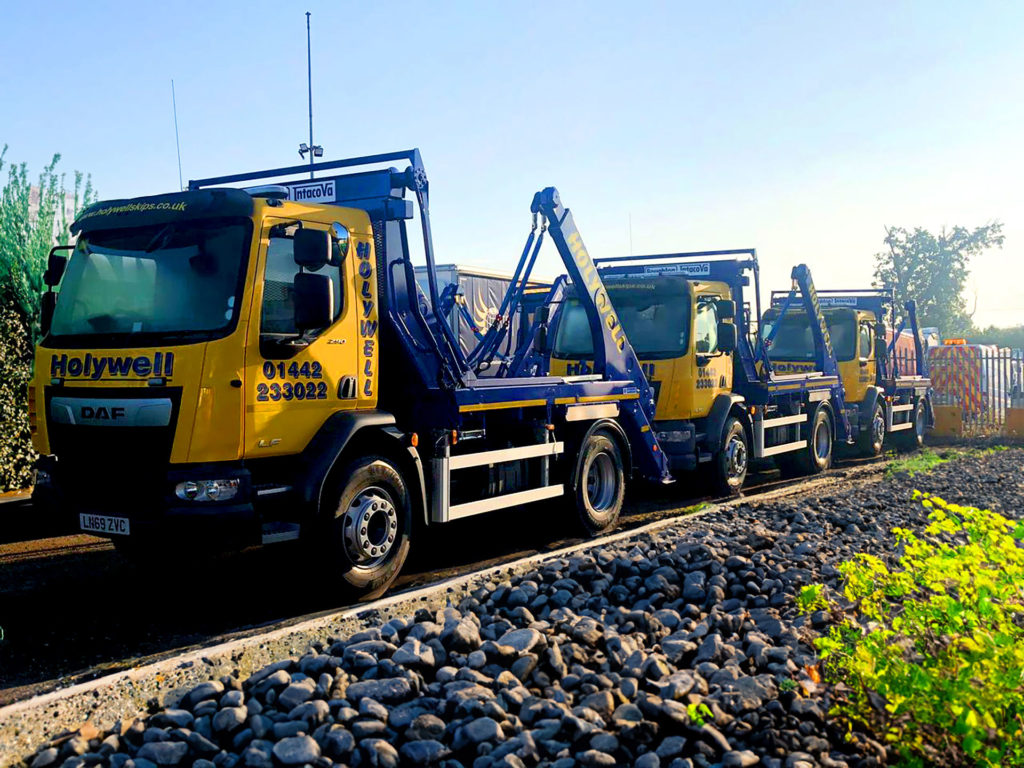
[707, 393, 747, 451]
[566, 417, 632, 489]
[298, 410, 428, 528]
[810, 398, 837, 442]
[859, 386, 885, 431]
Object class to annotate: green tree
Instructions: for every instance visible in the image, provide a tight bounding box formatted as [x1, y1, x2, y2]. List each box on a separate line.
[0, 145, 95, 343]
[0, 145, 95, 490]
[873, 223, 1004, 336]
[969, 324, 1024, 350]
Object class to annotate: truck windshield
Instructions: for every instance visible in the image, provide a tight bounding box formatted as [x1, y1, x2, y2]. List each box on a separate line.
[552, 283, 691, 360]
[761, 308, 857, 361]
[49, 219, 251, 345]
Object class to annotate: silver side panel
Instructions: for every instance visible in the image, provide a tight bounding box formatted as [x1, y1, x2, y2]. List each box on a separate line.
[565, 403, 619, 422]
[448, 485, 564, 520]
[753, 412, 807, 458]
[431, 441, 565, 524]
[448, 441, 564, 470]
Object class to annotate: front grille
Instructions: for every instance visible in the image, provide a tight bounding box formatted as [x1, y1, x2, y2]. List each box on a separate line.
[45, 386, 182, 513]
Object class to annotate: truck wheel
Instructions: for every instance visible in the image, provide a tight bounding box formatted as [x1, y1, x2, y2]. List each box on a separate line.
[780, 407, 832, 476]
[713, 417, 748, 496]
[896, 399, 926, 450]
[857, 403, 886, 457]
[325, 456, 411, 600]
[573, 431, 625, 536]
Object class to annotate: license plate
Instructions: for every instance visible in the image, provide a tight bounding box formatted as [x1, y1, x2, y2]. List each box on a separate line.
[79, 513, 130, 536]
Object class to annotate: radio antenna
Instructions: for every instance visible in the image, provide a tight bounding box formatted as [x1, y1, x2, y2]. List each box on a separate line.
[297, 12, 322, 176]
[171, 80, 183, 190]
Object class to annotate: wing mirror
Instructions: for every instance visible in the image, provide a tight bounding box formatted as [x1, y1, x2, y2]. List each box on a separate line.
[717, 322, 738, 354]
[40, 292, 57, 337]
[41, 246, 74, 336]
[330, 222, 349, 265]
[293, 273, 334, 331]
[43, 246, 71, 287]
[716, 299, 736, 320]
[293, 228, 331, 271]
[535, 305, 551, 354]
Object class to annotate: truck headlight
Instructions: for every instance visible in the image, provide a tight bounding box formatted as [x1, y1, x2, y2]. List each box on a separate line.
[175, 478, 240, 502]
[656, 430, 692, 443]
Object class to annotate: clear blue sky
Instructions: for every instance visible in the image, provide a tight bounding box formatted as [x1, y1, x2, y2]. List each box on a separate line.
[3, 1, 1022, 328]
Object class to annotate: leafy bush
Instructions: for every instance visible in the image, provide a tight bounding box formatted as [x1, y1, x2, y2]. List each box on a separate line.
[0, 145, 94, 490]
[0, 298, 34, 491]
[810, 492, 1024, 767]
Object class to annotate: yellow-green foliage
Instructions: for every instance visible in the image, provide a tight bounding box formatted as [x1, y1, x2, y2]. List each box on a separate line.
[884, 448, 948, 478]
[811, 493, 1024, 767]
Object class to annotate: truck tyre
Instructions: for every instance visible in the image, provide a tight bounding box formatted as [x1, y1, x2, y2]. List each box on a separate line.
[573, 431, 625, 536]
[713, 417, 748, 496]
[857, 403, 886, 457]
[324, 455, 411, 600]
[896, 399, 926, 450]
[780, 407, 832, 476]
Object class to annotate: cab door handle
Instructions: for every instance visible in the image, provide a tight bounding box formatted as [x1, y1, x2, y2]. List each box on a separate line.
[338, 376, 357, 399]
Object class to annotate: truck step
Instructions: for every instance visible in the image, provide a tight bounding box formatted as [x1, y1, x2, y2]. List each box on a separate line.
[261, 522, 301, 544]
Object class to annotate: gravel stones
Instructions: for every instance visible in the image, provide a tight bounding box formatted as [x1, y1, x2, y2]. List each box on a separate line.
[398, 739, 450, 765]
[345, 676, 413, 703]
[441, 617, 481, 652]
[21, 449, 1024, 768]
[499, 628, 544, 655]
[135, 742, 188, 766]
[275, 679, 315, 711]
[211, 707, 247, 733]
[270, 735, 319, 765]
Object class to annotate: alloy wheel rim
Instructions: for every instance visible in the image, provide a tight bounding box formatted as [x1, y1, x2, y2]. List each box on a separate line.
[814, 419, 831, 460]
[343, 486, 398, 568]
[726, 435, 747, 479]
[586, 452, 617, 512]
[872, 411, 886, 448]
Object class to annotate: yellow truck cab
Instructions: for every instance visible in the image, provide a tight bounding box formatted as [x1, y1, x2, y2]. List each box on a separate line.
[550, 275, 735, 425]
[760, 290, 932, 455]
[32, 189, 380, 543]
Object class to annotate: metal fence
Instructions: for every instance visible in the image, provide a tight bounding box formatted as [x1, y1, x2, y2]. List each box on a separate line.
[922, 347, 1024, 433]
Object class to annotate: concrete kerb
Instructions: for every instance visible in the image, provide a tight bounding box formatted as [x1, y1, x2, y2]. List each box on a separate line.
[0, 470, 851, 768]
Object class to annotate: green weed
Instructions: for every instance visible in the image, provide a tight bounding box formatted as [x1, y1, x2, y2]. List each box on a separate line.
[812, 493, 1024, 767]
[884, 448, 948, 478]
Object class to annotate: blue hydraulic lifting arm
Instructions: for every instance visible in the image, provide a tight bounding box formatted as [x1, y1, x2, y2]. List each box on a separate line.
[502, 275, 569, 377]
[531, 188, 672, 483]
[764, 264, 852, 438]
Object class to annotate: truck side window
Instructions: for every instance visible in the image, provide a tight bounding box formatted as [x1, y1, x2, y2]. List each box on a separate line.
[261, 226, 343, 336]
[694, 297, 720, 354]
[859, 321, 873, 360]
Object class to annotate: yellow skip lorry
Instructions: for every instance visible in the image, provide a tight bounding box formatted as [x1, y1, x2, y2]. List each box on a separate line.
[30, 149, 684, 599]
[760, 288, 932, 455]
[548, 251, 870, 493]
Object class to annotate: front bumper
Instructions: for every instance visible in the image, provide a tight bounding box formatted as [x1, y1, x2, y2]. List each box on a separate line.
[39, 457, 260, 550]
